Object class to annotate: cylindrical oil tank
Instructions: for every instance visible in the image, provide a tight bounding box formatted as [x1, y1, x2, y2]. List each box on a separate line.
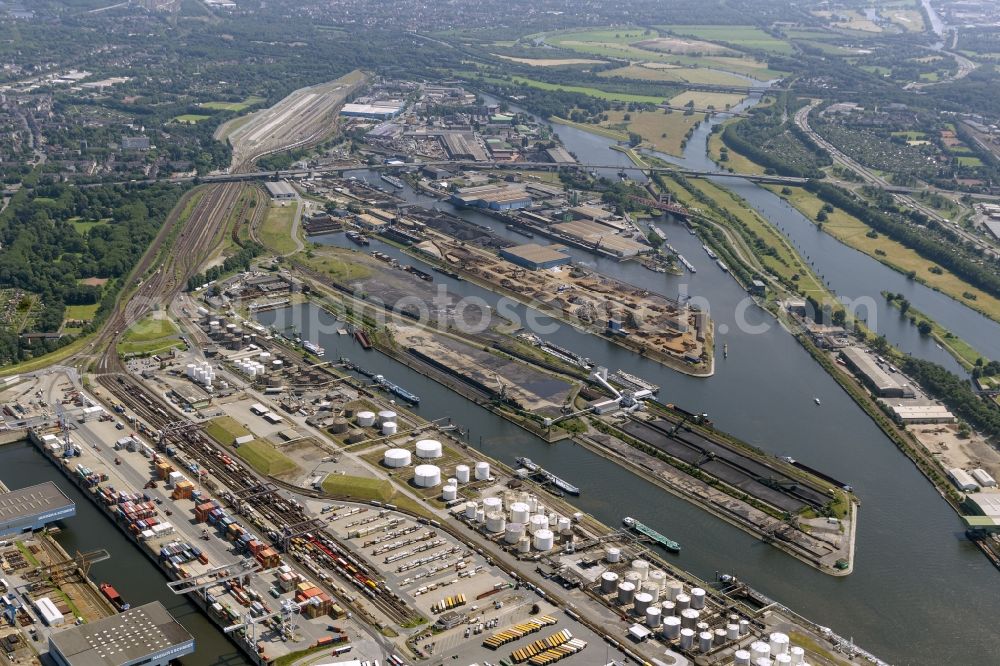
[755, 660, 774, 666]
[378, 410, 397, 426]
[714, 628, 727, 645]
[533, 529, 554, 551]
[675, 593, 690, 610]
[413, 464, 441, 488]
[633, 592, 652, 615]
[485, 512, 506, 534]
[517, 536, 531, 553]
[346, 430, 366, 444]
[646, 606, 661, 628]
[384, 448, 411, 468]
[680, 608, 699, 629]
[789, 646, 805, 665]
[447, 477, 457, 487]
[464, 502, 478, 519]
[665, 580, 683, 601]
[751, 641, 771, 660]
[475, 461, 490, 480]
[330, 418, 349, 434]
[548, 513, 559, 527]
[504, 522, 525, 545]
[631, 559, 650, 580]
[616, 582, 635, 605]
[381, 421, 397, 436]
[441, 485, 457, 501]
[357, 411, 376, 427]
[510, 502, 530, 524]
[649, 569, 667, 590]
[769, 633, 789, 655]
[415, 439, 442, 459]
[660, 600, 676, 616]
[600, 571, 619, 594]
[556, 516, 571, 532]
[679, 628, 695, 651]
[727, 624, 740, 640]
[640, 581, 660, 602]
[605, 547, 621, 563]
[455, 465, 470, 483]
[662, 616, 681, 640]
[483, 496, 503, 513]
[739, 619, 750, 635]
[696, 621, 709, 633]
[734, 649, 751, 666]
[476, 509, 485, 523]
[527, 496, 538, 513]
[528, 514, 549, 534]
[624, 572, 642, 589]
[699, 631, 713, 653]
[690, 587, 706, 609]
[775, 655, 792, 665]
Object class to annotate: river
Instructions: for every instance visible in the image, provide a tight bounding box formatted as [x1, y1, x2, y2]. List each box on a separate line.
[0, 441, 250, 666]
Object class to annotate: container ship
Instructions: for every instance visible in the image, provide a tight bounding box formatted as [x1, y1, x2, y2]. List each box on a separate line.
[303, 340, 325, 357]
[380, 174, 404, 189]
[374, 374, 420, 405]
[623, 516, 680, 553]
[100, 582, 130, 612]
[515, 457, 580, 495]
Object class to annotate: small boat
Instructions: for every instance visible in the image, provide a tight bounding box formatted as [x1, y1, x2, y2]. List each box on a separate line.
[303, 340, 325, 357]
[380, 174, 404, 189]
[814, 397, 821, 405]
[723, 343, 728, 359]
[100, 583, 130, 612]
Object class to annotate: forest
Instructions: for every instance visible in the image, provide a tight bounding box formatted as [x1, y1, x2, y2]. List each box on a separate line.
[900, 357, 1000, 440]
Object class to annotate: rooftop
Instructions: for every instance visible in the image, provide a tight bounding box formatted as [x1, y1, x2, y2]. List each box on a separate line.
[264, 181, 296, 197]
[501, 243, 570, 265]
[49, 602, 194, 666]
[0, 481, 73, 523]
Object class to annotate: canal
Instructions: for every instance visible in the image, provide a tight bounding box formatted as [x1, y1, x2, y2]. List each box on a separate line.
[0, 441, 250, 666]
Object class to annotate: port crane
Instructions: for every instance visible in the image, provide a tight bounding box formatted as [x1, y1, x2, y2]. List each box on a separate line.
[669, 411, 708, 437]
[225, 597, 312, 644]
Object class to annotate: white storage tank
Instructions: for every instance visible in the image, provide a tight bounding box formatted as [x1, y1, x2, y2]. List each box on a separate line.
[665, 580, 683, 601]
[769, 632, 789, 655]
[357, 411, 376, 427]
[640, 581, 660, 602]
[475, 461, 491, 480]
[699, 631, 713, 653]
[624, 572, 642, 588]
[464, 502, 478, 519]
[441, 485, 457, 501]
[455, 464, 471, 483]
[734, 649, 752, 666]
[633, 592, 653, 615]
[510, 502, 530, 524]
[504, 522, 525, 544]
[616, 582, 635, 605]
[662, 615, 681, 640]
[755, 660, 774, 666]
[517, 536, 531, 553]
[690, 587, 706, 609]
[740, 619, 750, 635]
[557, 516, 572, 533]
[485, 511, 506, 534]
[727, 624, 740, 640]
[660, 600, 676, 616]
[646, 606, 662, 628]
[649, 569, 667, 590]
[533, 528, 554, 551]
[600, 571, 619, 594]
[714, 628, 727, 646]
[789, 646, 805, 665]
[675, 593, 690, 610]
[383, 448, 411, 468]
[378, 410, 397, 426]
[381, 421, 398, 436]
[775, 655, 792, 666]
[415, 439, 442, 459]
[605, 546, 622, 563]
[528, 514, 549, 534]
[751, 641, 771, 660]
[631, 559, 650, 581]
[680, 608, 699, 628]
[483, 496, 503, 513]
[679, 628, 695, 650]
[476, 509, 485, 523]
[527, 496, 538, 513]
[413, 464, 441, 488]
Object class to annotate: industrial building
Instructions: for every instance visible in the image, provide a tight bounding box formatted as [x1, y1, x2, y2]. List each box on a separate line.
[500, 243, 571, 270]
[550, 219, 649, 257]
[545, 146, 576, 164]
[264, 180, 297, 200]
[948, 467, 979, 492]
[889, 404, 956, 424]
[451, 184, 532, 211]
[964, 490, 1000, 531]
[0, 481, 75, 537]
[47, 602, 194, 666]
[340, 102, 402, 119]
[839, 347, 915, 398]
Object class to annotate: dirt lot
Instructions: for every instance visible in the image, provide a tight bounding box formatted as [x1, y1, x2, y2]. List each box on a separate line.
[909, 424, 1000, 480]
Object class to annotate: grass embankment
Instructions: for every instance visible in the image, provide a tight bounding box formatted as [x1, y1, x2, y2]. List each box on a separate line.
[199, 95, 265, 112]
[597, 64, 749, 87]
[203, 416, 299, 476]
[707, 127, 767, 175]
[259, 202, 299, 255]
[773, 186, 1000, 323]
[117, 315, 182, 356]
[294, 247, 373, 282]
[322, 474, 429, 517]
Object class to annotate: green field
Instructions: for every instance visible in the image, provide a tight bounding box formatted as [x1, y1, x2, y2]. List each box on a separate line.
[199, 95, 266, 112]
[117, 315, 182, 355]
[234, 440, 299, 476]
[506, 75, 666, 104]
[597, 64, 749, 86]
[658, 25, 794, 54]
[259, 202, 299, 255]
[63, 303, 99, 322]
[204, 415, 252, 445]
[322, 474, 429, 517]
[957, 156, 984, 167]
[70, 218, 109, 234]
[172, 114, 211, 124]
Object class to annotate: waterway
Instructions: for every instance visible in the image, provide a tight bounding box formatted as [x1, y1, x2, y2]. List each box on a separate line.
[0, 441, 250, 666]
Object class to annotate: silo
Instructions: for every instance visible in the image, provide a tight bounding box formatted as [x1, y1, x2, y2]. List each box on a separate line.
[675, 593, 690, 610]
[415, 439, 442, 459]
[665, 580, 683, 601]
[734, 649, 751, 666]
[769, 632, 789, 655]
[509, 502, 530, 524]
[504, 522, 525, 545]
[631, 559, 650, 581]
[633, 592, 652, 615]
[599, 571, 619, 594]
[378, 410, 397, 426]
[528, 514, 549, 535]
[679, 628, 695, 651]
[383, 448, 411, 468]
[464, 502, 478, 519]
[485, 512, 506, 533]
[640, 581, 660, 602]
[679, 608, 699, 629]
[789, 646, 805, 665]
[699, 631, 713, 653]
[475, 461, 491, 480]
[381, 421, 397, 436]
[533, 529, 554, 551]
[690, 587, 706, 609]
[441, 485, 457, 501]
[483, 496, 503, 514]
[616, 582, 635, 605]
[357, 411, 376, 427]
[662, 616, 681, 640]
[413, 464, 441, 488]
[750, 641, 771, 661]
[455, 465, 471, 483]
[605, 547, 621, 563]
[646, 606, 662, 628]
[517, 536, 531, 553]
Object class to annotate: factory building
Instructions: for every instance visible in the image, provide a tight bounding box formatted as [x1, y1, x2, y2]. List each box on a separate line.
[451, 184, 532, 211]
[964, 490, 1000, 532]
[889, 404, 955, 424]
[0, 482, 75, 537]
[48, 602, 194, 666]
[838, 347, 915, 398]
[948, 468, 979, 492]
[545, 146, 576, 164]
[500, 243, 571, 271]
[264, 180, 297, 200]
[340, 102, 402, 119]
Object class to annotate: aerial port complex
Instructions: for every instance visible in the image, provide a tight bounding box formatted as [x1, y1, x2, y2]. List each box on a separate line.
[0, 75, 882, 666]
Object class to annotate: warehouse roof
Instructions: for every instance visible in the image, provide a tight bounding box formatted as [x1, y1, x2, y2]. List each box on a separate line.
[49, 602, 193, 666]
[0, 482, 73, 522]
[264, 181, 296, 197]
[839, 347, 903, 394]
[967, 490, 1000, 520]
[501, 243, 570, 266]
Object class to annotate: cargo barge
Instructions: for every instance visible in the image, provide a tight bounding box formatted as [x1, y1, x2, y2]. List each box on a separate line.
[514, 457, 580, 496]
[623, 516, 680, 553]
[381, 174, 404, 189]
[100, 582, 130, 612]
[374, 374, 421, 405]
